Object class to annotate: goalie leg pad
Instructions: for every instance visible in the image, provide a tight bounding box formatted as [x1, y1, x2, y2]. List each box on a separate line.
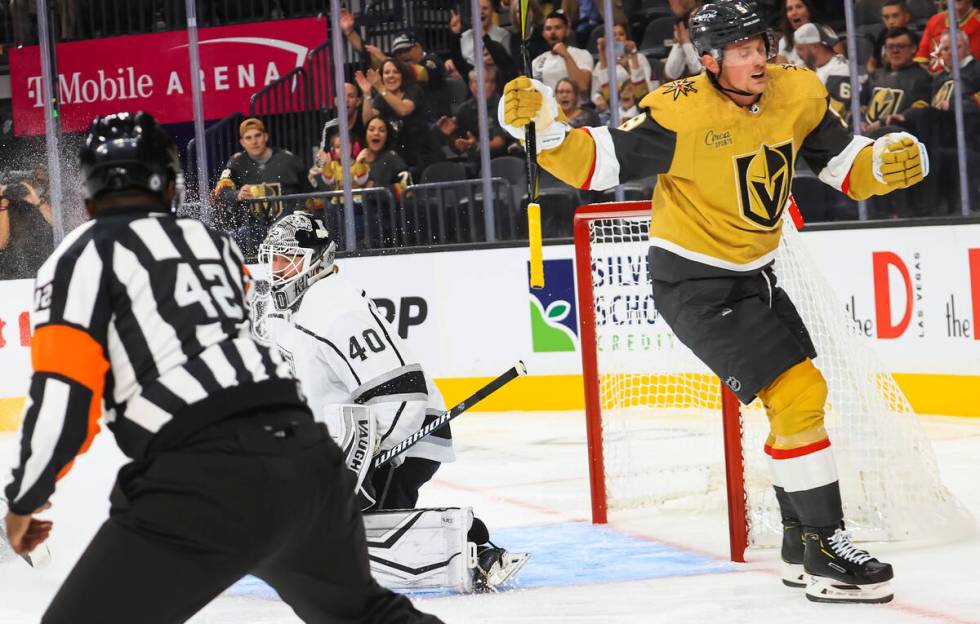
[363, 508, 477, 594]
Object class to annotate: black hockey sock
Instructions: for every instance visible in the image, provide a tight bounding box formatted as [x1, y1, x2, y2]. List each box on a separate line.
[786, 481, 844, 529]
[773, 485, 799, 525]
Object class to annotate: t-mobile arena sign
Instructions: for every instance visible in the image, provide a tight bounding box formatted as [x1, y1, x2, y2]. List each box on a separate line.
[9, 17, 327, 135]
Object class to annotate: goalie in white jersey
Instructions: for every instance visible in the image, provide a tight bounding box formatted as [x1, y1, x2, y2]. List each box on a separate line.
[252, 212, 528, 592]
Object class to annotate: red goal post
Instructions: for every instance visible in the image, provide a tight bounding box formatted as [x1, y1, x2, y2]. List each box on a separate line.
[573, 201, 749, 562]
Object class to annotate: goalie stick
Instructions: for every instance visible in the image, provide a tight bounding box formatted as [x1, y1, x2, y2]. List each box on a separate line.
[373, 361, 527, 468]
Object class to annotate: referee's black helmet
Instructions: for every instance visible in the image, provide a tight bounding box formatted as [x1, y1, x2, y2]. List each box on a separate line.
[79, 111, 181, 201]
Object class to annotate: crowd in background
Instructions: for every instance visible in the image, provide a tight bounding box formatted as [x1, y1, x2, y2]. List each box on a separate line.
[1, 0, 979, 276]
[205, 0, 979, 257]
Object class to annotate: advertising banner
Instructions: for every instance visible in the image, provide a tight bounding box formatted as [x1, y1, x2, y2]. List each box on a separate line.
[1, 223, 977, 427]
[9, 17, 327, 135]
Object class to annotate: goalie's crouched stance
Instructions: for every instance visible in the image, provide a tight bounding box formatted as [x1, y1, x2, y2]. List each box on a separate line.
[251, 213, 529, 593]
[499, 0, 928, 605]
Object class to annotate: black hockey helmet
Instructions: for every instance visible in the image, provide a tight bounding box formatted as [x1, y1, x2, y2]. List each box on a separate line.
[690, 0, 774, 63]
[79, 111, 181, 201]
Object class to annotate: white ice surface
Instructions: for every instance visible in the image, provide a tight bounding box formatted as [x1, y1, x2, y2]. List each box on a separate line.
[1, 411, 978, 624]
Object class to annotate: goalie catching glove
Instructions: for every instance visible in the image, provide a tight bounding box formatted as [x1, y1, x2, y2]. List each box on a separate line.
[871, 131, 928, 189]
[498, 76, 570, 153]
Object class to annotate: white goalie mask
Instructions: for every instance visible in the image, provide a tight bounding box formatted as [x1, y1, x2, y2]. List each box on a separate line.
[258, 213, 336, 310]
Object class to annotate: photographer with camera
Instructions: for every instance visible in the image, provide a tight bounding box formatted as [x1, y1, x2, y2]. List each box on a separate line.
[0, 171, 54, 280]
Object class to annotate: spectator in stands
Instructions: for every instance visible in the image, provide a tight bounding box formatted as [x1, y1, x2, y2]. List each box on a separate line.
[437, 68, 511, 167]
[599, 78, 641, 127]
[338, 82, 366, 155]
[310, 116, 410, 247]
[390, 32, 445, 91]
[915, 0, 980, 74]
[353, 116, 412, 195]
[663, 11, 703, 81]
[774, 0, 845, 65]
[356, 59, 444, 178]
[389, 32, 451, 118]
[892, 30, 980, 120]
[449, 10, 519, 91]
[509, 0, 550, 60]
[555, 77, 600, 128]
[931, 30, 980, 111]
[862, 27, 932, 132]
[559, 0, 627, 47]
[339, 10, 449, 116]
[450, 1, 515, 68]
[212, 118, 310, 259]
[794, 23, 852, 119]
[339, 8, 388, 68]
[531, 11, 594, 100]
[867, 0, 915, 74]
[593, 23, 655, 115]
[308, 132, 370, 192]
[0, 177, 54, 280]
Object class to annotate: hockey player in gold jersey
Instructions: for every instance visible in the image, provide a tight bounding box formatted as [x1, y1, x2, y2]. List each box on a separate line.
[500, 0, 927, 606]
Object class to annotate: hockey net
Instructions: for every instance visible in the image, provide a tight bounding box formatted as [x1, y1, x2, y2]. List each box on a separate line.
[573, 201, 974, 561]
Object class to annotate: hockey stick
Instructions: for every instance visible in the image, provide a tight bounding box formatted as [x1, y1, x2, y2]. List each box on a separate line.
[373, 361, 528, 468]
[519, 0, 544, 290]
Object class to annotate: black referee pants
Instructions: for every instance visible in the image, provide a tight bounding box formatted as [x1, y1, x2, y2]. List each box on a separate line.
[42, 407, 443, 624]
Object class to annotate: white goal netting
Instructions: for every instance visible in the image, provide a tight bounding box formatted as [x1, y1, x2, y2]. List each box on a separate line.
[581, 209, 974, 549]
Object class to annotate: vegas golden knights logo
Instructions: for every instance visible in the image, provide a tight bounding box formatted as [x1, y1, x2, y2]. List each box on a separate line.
[931, 80, 955, 109]
[249, 182, 285, 219]
[866, 87, 905, 122]
[733, 140, 794, 229]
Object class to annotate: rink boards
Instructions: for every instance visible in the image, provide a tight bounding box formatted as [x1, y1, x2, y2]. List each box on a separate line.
[0, 221, 978, 429]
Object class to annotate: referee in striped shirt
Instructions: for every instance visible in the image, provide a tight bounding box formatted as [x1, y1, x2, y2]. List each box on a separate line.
[3, 112, 442, 624]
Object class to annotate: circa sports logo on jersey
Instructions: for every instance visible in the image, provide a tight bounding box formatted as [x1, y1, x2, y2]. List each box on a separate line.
[733, 139, 795, 229]
[705, 129, 733, 148]
[528, 259, 579, 353]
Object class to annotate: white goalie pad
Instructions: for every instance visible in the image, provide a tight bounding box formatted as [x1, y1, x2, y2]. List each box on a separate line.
[364, 507, 477, 593]
[323, 404, 377, 505]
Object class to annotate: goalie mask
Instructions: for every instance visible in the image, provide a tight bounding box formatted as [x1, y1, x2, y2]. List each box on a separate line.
[259, 213, 336, 310]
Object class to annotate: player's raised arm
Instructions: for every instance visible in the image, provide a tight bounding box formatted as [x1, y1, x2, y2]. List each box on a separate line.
[499, 76, 676, 191]
[798, 93, 928, 201]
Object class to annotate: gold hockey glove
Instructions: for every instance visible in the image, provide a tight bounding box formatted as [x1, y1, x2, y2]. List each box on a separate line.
[499, 77, 570, 153]
[872, 131, 928, 189]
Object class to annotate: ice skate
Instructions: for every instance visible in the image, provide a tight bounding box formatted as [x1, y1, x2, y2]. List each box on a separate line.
[804, 527, 894, 604]
[780, 521, 806, 588]
[474, 544, 530, 592]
